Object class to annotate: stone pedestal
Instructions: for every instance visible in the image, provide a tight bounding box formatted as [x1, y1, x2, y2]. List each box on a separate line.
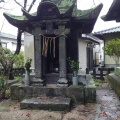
[57, 78, 68, 87]
[31, 78, 45, 86]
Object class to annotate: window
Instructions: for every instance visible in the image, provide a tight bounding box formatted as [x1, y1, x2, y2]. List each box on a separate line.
[1, 42, 7, 48]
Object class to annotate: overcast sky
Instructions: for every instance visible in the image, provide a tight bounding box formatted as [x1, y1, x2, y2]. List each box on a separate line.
[0, 0, 120, 35]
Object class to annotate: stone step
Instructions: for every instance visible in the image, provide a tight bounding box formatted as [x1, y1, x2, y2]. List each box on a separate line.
[20, 97, 71, 111]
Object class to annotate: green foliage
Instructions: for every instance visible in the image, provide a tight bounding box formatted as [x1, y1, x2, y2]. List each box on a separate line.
[5, 89, 10, 98]
[13, 51, 24, 68]
[0, 46, 22, 98]
[25, 57, 32, 73]
[104, 38, 120, 66]
[0, 46, 16, 79]
[68, 58, 79, 71]
[93, 77, 106, 86]
[0, 76, 4, 91]
[14, 76, 22, 83]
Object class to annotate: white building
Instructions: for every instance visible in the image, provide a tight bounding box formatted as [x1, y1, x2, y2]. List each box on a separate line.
[24, 32, 103, 71]
[0, 32, 24, 52]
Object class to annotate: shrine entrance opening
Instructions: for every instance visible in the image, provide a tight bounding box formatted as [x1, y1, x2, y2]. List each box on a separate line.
[42, 35, 59, 74]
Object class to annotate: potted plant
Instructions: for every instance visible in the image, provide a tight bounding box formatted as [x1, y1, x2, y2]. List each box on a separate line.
[68, 58, 79, 85]
[25, 57, 32, 86]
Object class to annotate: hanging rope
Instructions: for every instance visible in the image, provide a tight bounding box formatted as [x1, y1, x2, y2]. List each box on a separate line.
[53, 37, 55, 58]
[40, 34, 67, 57]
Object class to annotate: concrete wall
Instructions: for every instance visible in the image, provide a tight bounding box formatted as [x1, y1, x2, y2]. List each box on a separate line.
[78, 38, 87, 70]
[93, 42, 104, 66]
[24, 32, 34, 69]
[0, 38, 24, 52]
[78, 38, 103, 70]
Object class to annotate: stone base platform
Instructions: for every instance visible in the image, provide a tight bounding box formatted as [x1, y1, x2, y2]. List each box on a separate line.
[108, 74, 120, 97]
[20, 97, 71, 111]
[10, 84, 96, 104]
[107, 67, 120, 97]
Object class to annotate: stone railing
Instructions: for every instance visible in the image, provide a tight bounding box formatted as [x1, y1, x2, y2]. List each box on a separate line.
[108, 67, 120, 97]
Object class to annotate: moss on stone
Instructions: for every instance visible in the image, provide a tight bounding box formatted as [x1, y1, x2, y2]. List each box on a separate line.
[11, 83, 23, 87]
[69, 85, 83, 88]
[85, 85, 96, 88]
[4, 13, 28, 20]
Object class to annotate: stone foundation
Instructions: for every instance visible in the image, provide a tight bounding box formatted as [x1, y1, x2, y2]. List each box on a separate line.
[20, 97, 71, 111]
[108, 67, 120, 97]
[10, 84, 96, 104]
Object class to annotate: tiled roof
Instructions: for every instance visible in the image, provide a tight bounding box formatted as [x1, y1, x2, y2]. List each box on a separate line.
[0, 32, 17, 39]
[82, 34, 103, 43]
[0, 32, 24, 41]
[94, 26, 120, 35]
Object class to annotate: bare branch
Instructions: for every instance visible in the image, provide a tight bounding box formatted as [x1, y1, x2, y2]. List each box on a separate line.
[14, 0, 37, 54]
[14, 0, 23, 8]
[24, 0, 27, 9]
[93, 0, 96, 6]
[0, 18, 5, 32]
[0, 0, 4, 3]
[27, 0, 36, 12]
[14, 29, 23, 55]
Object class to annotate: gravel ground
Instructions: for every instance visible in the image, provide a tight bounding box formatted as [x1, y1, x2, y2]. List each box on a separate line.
[0, 83, 120, 120]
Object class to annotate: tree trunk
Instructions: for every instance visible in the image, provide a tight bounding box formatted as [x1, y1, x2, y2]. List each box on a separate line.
[115, 57, 119, 67]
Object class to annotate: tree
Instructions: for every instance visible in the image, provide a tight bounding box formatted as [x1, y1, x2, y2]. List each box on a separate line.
[0, 46, 16, 98]
[104, 38, 120, 67]
[13, 51, 24, 68]
[13, 0, 37, 55]
[0, 0, 4, 3]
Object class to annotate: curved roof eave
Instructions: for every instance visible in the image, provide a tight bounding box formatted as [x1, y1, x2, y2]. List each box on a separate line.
[73, 3, 103, 20]
[101, 0, 120, 21]
[3, 12, 28, 22]
[3, 13, 30, 28]
[21, 9, 35, 19]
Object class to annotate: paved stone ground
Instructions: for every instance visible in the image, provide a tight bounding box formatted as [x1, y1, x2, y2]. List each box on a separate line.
[0, 83, 120, 120]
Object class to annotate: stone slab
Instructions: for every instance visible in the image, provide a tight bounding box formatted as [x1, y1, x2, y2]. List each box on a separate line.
[108, 74, 120, 97]
[7, 80, 19, 86]
[20, 97, 71, 111]
[10, 84, 96, 103]
[114, 67, 120, 78]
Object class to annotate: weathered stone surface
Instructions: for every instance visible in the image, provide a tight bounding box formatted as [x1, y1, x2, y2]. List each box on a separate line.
[57, 83, 68, 87]
[108, 74, 120, 97]
[10, 84, 96, 103]
[77, 74, 93, 86]
[78, 69, 86, 75]
[58, 78, 68, 84]
[84, 86, 96, 103]
[1, 84, 120, 120]
[31, 78, 46, 86]
[20, 97, 71, 111]
[44, 73, 59, 84]
[114, 67, 120, 78]
[68, 85, 84, 103]
[78, 75, 86, 85]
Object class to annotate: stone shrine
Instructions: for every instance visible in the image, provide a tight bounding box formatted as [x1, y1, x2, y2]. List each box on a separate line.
[4, 0, 103, 86]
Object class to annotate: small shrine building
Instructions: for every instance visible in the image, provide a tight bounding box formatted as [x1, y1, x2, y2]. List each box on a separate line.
[3, 0, 103, 86]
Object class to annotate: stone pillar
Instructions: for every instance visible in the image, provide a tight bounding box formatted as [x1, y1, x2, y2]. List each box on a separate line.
[32, 27, 45, 86]
[57, 25, 68, 87]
